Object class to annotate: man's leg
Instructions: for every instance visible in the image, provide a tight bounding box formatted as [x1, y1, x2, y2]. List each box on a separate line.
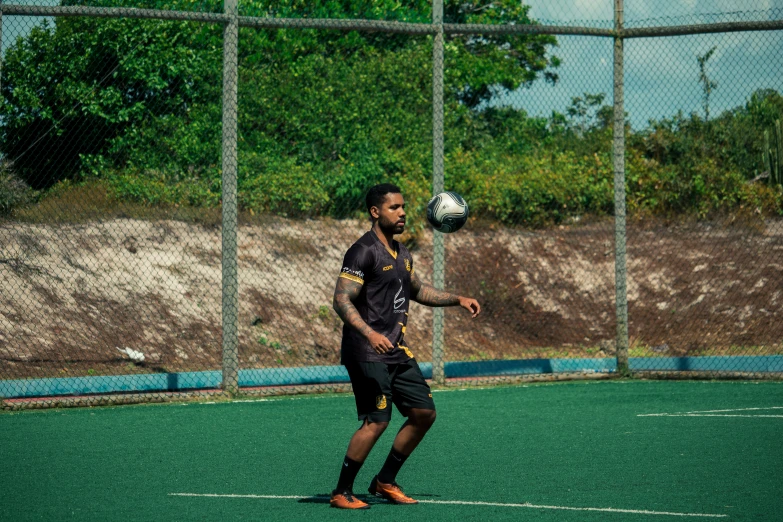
[390, 407, 437, 454]
[333, 362, 393, 505]
[376, 407, 436, 485]
[346, 419, 389, 461]
[335, 419, 388, 493]
[369, 360, 436, 504]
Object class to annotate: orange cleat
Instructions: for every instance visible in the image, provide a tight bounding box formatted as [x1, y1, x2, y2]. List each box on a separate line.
[330, 490, 371, 510]
[368, 476, 418, 504]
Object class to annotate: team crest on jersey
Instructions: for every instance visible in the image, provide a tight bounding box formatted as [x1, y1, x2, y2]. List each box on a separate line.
[404, 258, 411, 272]
[376, 395, 387, 410]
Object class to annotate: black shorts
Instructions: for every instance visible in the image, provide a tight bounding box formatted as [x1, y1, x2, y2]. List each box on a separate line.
[345, 360, 436, 424]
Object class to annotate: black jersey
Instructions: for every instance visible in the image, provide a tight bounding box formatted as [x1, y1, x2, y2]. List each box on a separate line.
[338, 230, 415, 364]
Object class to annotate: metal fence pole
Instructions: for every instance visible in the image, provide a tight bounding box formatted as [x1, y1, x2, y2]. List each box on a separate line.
[221, 0, 239, 394]
[1, 1, 4, 93]
[613, 0, 629, 375]
[431, 0, 446, 385]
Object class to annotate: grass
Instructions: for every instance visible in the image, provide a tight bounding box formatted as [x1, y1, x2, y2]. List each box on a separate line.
[628, 340, 783, 357]
[1, 380, 782, 521]
[9, 180, 222, 226]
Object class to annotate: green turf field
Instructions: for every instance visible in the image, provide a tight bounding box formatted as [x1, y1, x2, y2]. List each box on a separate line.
[1, 380, 782, 521]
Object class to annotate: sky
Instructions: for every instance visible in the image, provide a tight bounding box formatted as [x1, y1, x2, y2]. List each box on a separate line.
[1, 0, 57, 55]
[2, 0, 782, 130]
[513, 0, 783, 128]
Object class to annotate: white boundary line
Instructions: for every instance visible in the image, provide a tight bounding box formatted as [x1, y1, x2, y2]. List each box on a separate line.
[168, 493, 727, 518]
[188, 388, 475, 406]
[639, 406, 783, 418]
[643, 414, 783, 418]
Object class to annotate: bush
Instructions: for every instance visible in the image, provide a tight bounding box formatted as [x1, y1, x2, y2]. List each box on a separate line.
[239, 155, 330, 216]
[0, 161, 35, 215]
[626, 144, 783, 218]
[5, 1, 783, 228]
[448, 147, 614, 227]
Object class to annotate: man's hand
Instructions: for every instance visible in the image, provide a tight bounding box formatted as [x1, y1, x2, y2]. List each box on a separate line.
[367, 331, 395, 354]
[458, 296, 481, 318]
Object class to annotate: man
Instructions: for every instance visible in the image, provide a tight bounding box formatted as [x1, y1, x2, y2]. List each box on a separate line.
[330, 183, 481, 510]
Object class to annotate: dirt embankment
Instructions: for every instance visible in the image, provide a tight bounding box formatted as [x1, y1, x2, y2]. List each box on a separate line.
[1, 216, 782, 378]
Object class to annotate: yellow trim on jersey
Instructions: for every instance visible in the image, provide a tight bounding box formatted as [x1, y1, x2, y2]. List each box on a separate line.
[339, 273, 364, 284]
[385, 246, 398, 259]
[402, 346, 414, 359]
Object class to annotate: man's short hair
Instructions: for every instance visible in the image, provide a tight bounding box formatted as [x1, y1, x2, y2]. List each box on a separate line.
[365, 183, 401, 215]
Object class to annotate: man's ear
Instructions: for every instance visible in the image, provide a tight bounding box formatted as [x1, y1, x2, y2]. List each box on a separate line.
[370, 206, 380, 220]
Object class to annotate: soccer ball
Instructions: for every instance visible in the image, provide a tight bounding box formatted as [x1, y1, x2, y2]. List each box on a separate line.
[426, 191, 469, 233]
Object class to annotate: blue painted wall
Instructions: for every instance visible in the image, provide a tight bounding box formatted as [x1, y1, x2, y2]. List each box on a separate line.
[2, 356, 781, 399]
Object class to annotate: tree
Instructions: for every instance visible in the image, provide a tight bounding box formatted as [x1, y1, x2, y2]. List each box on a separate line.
[697, 46, 718, 122]
[0, 0, 559, 204]
[0, 14, 221, 190]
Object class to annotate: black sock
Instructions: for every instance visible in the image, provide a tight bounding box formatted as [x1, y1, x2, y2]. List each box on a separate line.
[335, 455, 363, 493]
[377, 447, 409, 484]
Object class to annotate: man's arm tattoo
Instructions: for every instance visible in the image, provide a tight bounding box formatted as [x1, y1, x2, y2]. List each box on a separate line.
[410, 272, 460, 307]
[333, 277, 374, 338]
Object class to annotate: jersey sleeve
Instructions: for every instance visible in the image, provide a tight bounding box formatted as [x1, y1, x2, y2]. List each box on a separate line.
[339, 244, 373, 285]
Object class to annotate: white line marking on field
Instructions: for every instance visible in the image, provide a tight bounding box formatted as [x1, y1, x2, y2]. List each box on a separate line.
[683, 407, 783, 413]
[644, 414, 783, 418]
[190, 396, 351, 406]
[171, 494, 309, 499]
[639, 406, 783, 418]
[168, 493, 727, 518]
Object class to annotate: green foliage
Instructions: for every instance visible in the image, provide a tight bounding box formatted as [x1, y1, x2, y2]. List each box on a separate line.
[0, 13, 222, 190]
[317, 305, 330, 320]
[762, 119, 782, 186]
[448, 146, 613, 227]
[0, 0, 559, 222]
[0, 161, 36, 216]
[239, 155, 329, 215]
[446, 89, 783, 225]
[2, 0, 783, 226]
[442, 1, 559, 107]
[442, 94, 614, 226]
[625, 150, 782, 219]
[628, 89, 783, 218]
[697, 46, 719, 122]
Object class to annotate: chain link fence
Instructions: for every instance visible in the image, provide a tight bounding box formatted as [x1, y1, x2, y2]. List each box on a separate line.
[624, 25, 783, 377]
[1, 1, 782, 409]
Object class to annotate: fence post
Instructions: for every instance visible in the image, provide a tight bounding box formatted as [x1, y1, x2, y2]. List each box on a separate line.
[431, 0, 446, 385]
[613, 0, 630, 375]
[221, 0, 240, 394]
[1, 1, 4, 93]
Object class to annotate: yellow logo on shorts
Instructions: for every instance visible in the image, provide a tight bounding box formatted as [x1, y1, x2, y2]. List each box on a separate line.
[376, 395, 387, 410]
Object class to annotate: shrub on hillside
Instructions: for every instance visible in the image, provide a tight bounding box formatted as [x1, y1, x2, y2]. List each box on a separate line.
[0, 162, 35, 215]
[447, 148, 614, 227]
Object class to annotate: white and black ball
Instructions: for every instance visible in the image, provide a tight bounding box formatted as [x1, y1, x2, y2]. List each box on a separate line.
[426, 191, 469, 233]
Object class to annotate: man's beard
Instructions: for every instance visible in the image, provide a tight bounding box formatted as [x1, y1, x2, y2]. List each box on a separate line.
[379, 216, 404, 234]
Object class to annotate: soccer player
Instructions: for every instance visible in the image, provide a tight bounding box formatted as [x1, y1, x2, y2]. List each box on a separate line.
[329, 183, 481, 510]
